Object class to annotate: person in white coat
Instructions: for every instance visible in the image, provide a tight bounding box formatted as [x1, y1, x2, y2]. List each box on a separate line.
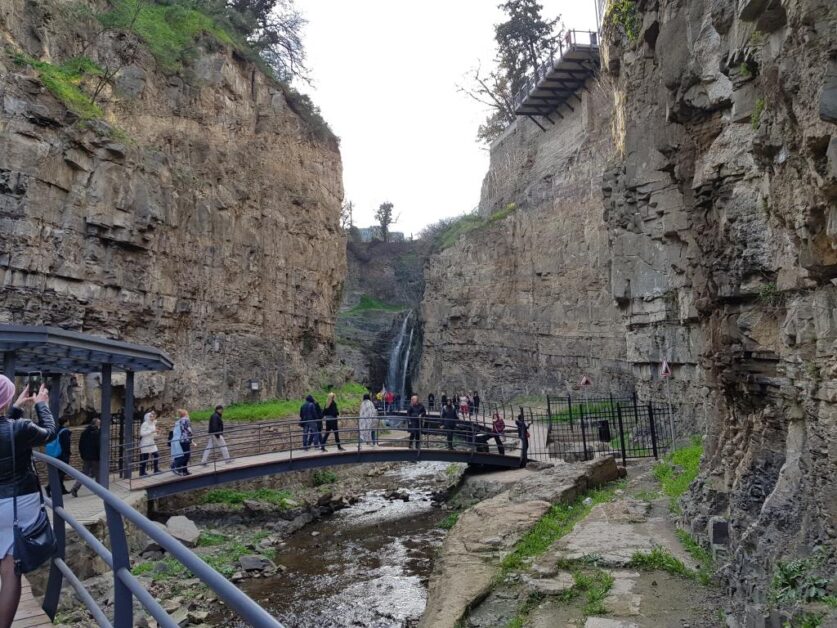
[359, 393, 377, 445]
[138, 411, 159, 476]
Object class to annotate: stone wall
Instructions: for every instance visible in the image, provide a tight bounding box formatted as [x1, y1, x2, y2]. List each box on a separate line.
[602, 0, 836, 617]
[416, 82, 634, 400]
[0, 0, 346, 412]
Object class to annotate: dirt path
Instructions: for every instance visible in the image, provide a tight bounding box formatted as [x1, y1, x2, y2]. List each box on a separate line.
[465, 461, 726, 627]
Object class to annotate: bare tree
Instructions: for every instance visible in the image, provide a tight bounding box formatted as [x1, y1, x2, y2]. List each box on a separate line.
[340, 200, 354, 231]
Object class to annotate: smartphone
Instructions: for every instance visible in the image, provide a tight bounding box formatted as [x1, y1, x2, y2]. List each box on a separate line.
[27, 371, 43, 392]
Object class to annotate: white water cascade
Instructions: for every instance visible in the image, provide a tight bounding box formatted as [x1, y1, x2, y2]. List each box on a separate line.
[385, 311, 415, 402]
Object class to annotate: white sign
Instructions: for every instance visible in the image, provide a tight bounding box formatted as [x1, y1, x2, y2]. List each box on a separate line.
[579, 375, 592, 387]
[660, 360, 672, 379]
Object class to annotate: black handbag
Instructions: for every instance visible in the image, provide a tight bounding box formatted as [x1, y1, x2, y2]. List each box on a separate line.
[10, 419, 57, 575]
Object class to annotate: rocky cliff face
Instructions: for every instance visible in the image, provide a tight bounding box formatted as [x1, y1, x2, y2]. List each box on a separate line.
[417, 0, 836, 616]
[337, 239, 429, 388]
[0, 0, 345, 411]
[603, 0, 836, 618]
[416, 84, 634, 400]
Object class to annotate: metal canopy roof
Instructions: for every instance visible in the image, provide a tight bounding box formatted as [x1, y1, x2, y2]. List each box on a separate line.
[0, 325, 174, 374]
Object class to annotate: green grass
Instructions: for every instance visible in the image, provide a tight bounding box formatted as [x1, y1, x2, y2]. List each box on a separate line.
[11, 53, 103, 119]
[99, 0, 236, 73]
[438, 213, 485, 249]
[574, 568, 615, 615]
[632, 489, 661, 502]
[652, 437, 703, 513]
[197, 531, 228, 546]
[343, 294, 403, 316]
[190, 381, 368, 421]
[500, 480, 625, 573]
[605, 0, 640, 42]
[202, 487, 296, 509]
[438, 512, 460, 530]
[675, 530, 714, 585]
[312, 469, 337, 486]
[506, 592, 545, 628]
[629, 546, 708, 585]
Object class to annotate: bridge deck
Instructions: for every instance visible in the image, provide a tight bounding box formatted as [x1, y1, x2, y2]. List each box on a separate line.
[12, 578, 51, 628]
[131, 439, 523, 498]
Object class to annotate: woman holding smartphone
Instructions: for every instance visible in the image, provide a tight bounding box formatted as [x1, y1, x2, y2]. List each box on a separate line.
[0, 376, 54, 628]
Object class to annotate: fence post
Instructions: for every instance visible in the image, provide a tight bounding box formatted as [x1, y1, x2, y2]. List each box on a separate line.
[648, 402, 659, 460]
[105, 504, 133, 628]
[42, 465, 65, 620]
[579, 403, 589, 461]
[567, 394, 574, 432]
[616, 404, 627, 467]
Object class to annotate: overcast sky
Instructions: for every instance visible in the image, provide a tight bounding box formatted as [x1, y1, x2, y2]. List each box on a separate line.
[295, 1, 600, 236]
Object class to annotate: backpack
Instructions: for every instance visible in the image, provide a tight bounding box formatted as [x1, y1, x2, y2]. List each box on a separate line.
[45, 428, 67, 458]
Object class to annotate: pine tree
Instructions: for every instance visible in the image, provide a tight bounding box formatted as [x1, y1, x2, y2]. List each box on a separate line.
[495, 0, 561, 94]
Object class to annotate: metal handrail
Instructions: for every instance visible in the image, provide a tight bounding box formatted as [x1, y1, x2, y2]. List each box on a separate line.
[34, 452, 283, 628]
[119, 415, 523, 488]
[511, 29, 600, 112]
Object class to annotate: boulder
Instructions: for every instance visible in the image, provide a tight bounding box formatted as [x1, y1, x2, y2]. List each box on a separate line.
[239, 555, 274, 572]
[165, 516, 201, 548]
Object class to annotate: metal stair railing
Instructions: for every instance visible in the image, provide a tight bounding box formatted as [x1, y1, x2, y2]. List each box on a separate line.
[34, 452, 283, 628]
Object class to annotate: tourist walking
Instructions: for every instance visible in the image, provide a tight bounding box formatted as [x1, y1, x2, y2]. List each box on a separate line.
[170, 410, 193, 476]
[428, 393, 435, 411]
[0, 379, 55, 628]
[492, 412, 506, 455]
[516, 408, 530, 468]
[441, 400, 458, 450]
[473, 392, 481, 418]
[321, 392, 345, 451]
[407, 395, 427, 449]
[459, 394, 469, 419]
[201, 405, 232, 465]
[359, 393, 377, 445]
[299, 395, 324, 451]
[384, 389, 395, 414]
[440, 392, 448, 409]
[139, 411, 160, 476]
[44, 416, 71, 496]
[71, 417, 101, 496]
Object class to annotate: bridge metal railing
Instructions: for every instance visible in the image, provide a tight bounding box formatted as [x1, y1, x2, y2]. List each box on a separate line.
[511, 29, 600, 113]
[120, 415, 526, 489]
[34, 452, 283, 628]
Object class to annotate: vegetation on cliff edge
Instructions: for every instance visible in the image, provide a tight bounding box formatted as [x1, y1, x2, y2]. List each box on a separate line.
[423, 203, 518, 251]
[343, 294, 404, 316]
[10, 53, 104, 119]
[652, 437, 703, 513]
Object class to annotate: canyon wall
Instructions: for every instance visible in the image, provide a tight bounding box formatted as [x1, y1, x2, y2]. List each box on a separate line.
[0, 0, 345, 412]
[418, 0, 836, 616]
[416, 83, 634, 401]
[603, 0, 836, 618]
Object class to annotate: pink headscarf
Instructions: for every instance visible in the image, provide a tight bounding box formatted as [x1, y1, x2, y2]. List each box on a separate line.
[0, 375, 15, 412]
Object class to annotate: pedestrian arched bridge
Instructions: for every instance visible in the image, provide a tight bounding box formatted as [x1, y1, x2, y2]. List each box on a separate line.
[126, 416, 526, 499]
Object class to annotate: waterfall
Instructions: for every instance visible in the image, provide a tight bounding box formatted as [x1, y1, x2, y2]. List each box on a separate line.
[386, 312, 412, 392]
[399, 321, 415, 408]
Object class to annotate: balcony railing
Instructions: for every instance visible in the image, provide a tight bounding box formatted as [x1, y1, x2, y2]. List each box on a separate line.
[512, 29, 600, 114]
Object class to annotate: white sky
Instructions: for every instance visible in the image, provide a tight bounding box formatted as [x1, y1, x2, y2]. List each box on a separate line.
[295, 1, 599, 236]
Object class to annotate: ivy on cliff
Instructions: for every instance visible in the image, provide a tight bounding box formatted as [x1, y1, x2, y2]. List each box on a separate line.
[604, 0, 640, 43]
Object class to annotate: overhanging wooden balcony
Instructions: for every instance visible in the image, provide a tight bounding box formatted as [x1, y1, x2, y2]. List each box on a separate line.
[512, 30, 600, 127]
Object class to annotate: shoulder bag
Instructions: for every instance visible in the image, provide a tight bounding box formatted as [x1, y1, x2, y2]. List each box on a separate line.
[10, 419, 57, 574]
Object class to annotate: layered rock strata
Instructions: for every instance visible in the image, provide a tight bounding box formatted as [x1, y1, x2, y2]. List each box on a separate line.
[602, 0, 837, 617]
[418, 0, 836, 615]
[417, 84, 633, 400]
[0, 0, 345, 410]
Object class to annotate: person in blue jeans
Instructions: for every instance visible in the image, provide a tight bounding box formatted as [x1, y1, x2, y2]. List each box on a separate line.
[299, 395, 324, 451]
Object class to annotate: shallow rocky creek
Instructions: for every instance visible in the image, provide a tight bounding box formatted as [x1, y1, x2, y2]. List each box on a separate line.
[213, 462, 455, 627]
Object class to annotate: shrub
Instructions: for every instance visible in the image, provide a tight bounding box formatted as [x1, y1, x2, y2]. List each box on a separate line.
[770, 552, 833, 607]
[312, 469, 337, 486]
[437, 512, 459, 530]
[605, 0, 640, 43]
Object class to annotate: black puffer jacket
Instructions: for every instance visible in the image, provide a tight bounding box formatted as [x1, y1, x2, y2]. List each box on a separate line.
[0, 402, 56, 499]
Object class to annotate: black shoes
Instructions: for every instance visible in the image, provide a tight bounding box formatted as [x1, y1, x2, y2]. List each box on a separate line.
[337, 446, 346, 451]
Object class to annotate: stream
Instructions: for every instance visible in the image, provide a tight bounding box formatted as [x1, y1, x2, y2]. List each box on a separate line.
[234, 462, 452, 627]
